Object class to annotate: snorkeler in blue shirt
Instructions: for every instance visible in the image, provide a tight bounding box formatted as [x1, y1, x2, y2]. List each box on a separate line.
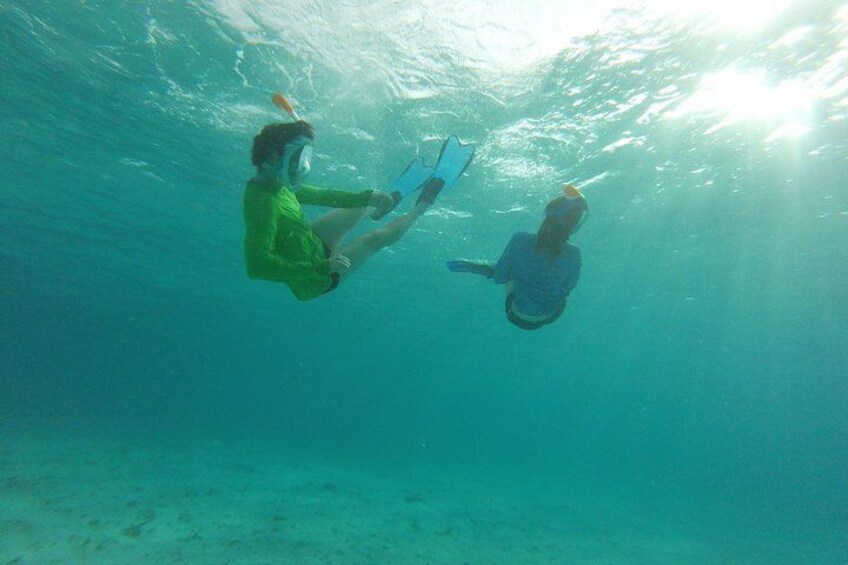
[447, 185, 587, 330]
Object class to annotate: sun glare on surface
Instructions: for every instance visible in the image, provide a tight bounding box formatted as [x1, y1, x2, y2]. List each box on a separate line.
[646, 0, 793, 30]
[459, 0, 801, 71]
[666, 69, 816, 135]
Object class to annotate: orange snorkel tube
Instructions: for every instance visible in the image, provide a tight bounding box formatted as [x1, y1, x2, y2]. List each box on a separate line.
[272, 92, 300, 121]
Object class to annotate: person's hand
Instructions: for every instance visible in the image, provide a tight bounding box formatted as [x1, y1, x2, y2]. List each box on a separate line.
[368, 191, 395, 219]
[328, 254, 351, 275]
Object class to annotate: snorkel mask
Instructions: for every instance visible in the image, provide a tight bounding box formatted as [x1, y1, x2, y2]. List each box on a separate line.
[270, 93, 314, 188]
[281, 136, 313, 188]
[544, 184, 588, 235]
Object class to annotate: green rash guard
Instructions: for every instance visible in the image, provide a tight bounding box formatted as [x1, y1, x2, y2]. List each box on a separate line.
[243, 180, 373, 301]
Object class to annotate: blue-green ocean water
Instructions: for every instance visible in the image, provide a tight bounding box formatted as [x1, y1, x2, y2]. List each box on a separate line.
[2, 0, 847, 561]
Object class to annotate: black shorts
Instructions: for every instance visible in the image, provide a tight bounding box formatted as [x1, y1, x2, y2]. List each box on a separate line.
[504, 293, 566, 331]
[323, 244, 340, 294]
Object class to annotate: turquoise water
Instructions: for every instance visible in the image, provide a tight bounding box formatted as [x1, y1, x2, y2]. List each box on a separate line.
[2, 0, 847, 562]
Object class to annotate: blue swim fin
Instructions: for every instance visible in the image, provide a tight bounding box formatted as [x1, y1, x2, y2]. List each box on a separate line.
[371, 157, 434, 220]
[417, 135, 476, 205]
[446, 260, 494, 278]
[372, 135, 475, 219]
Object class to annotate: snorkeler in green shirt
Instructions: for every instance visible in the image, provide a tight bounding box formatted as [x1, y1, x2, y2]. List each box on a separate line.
[243, 117, 471, 301]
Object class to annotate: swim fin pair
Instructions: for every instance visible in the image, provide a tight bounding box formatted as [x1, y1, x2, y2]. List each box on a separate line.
[372, 135, 475, 220]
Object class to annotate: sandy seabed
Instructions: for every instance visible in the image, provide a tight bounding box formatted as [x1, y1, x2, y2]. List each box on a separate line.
[0, 430, 842, 564]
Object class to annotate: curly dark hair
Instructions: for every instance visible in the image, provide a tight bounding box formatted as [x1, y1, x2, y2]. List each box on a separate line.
[251, 120, 315, 167]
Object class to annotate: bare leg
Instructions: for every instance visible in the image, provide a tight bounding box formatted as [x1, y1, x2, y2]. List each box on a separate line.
[311, 207, 368, 251]
[334, 203, 430, 281]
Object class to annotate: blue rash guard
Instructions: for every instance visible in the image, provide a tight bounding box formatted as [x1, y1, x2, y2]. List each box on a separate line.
[493, 232, 581, 317]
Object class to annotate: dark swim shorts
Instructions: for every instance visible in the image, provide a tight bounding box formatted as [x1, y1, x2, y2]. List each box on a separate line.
[326, 272, 340, 293]
[323, 244, 340, 294]
[504, 293, 566, 331]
